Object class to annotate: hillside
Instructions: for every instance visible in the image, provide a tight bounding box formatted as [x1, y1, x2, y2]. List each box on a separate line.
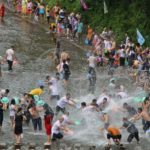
[46, 0, 150, 46]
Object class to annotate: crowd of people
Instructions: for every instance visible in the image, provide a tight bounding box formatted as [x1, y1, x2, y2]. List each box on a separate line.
[0, 0, 150, 149]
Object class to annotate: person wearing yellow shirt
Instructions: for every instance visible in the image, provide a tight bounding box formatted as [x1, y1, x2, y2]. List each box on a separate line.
[29, 86, 44, 96]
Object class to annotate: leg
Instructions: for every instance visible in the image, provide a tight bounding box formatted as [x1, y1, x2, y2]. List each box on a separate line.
[32, 119, 37, 132]
[127, 133, 134, 143]
[134, 132, 140, 142]
[55, 106, 61, 116]
[38, 117, 42, 131]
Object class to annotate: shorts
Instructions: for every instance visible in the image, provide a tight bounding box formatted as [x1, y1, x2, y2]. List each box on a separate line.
[143, 121, 150, 132]
[56, 106, 66, 115]
[50, 95, 60, 100]
[52, 133, 63, 141]
[107, 133, 121, 141]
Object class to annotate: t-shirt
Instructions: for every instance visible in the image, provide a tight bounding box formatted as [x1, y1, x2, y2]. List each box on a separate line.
[117, 92, 128, 99]
[97, 94, 110, 105]
[107, 127, 120, 136]
[50, 85, 59, 96]
[119, 49, 125, 58]
[6, 48, 14, 61]
[88, 56, 96, 68]
[123, 121, 138, 133]
[57, 96, 69, 108]
[52, 120, 61, 134]
[29, 88, 43, 95]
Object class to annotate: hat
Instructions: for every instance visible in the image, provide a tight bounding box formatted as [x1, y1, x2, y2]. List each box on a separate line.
[36, 100, 45, 106]
[1, 97, 9, 104]
[34, 95, 40, 102]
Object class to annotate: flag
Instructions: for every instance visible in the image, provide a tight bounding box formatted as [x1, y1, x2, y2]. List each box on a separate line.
[136, 29, 145, 45]
[104, 0, 108, 14]
[80, 0, 88, 10]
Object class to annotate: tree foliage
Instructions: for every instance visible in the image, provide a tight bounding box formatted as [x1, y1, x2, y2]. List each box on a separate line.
[46, 0, 150, 46]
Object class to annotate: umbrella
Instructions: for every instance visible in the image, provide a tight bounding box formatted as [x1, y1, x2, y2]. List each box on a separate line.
[1, 97, 9, 104]
[36, 100, 45, 106]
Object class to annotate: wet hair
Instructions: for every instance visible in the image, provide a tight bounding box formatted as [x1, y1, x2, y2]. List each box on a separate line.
[11, 46, 14, 49]
[81, 102, 86, 107]
[138, 107, 143, 112]
[123, 103, 128, 106]
[40, 85, 44, 89]
[92, 99, 97, 103]
[23, 93, 28, 96]
[103, 98, 107, 101]
[46, 76, 50, 80]
[5, 89, 10, 94]
[10, 99, 16, 105]
[122, 117, 128, 121]
[17, 107, 22, 113]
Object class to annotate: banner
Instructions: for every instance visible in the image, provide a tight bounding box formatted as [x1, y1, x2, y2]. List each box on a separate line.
[136, 29, 145, 45]
[104, 0, 108, 14]
[80, 0, 88, 10]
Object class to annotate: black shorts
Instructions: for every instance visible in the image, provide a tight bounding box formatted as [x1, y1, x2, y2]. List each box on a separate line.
[107, 133, 121, 140]
[56, 106, 66, 115]
[120, 57, 125, 66]
[0, 113, 3, 126]
[50, 95, 60, 100]
[52, 133, 63, 141]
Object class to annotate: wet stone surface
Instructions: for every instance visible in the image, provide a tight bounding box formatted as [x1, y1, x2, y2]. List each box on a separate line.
[0, 4, 150, 150]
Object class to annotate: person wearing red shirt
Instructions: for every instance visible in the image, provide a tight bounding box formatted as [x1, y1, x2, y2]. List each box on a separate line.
[0, 3, 5, 22]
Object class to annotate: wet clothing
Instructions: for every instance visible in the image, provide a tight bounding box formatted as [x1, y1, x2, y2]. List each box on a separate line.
[44, 115, 53, 135]
[63, 63, 71, 80]
[107, 127, 121, 141]
[29, 88, 43, 96]
[32, 117, 42, 131]
[126, 106, 137, 117]
[0, 4, 5, 17]
[123, 121, 139, 142]
[56, 96, 69, 116]
[52, 120, 63, 141]
[14, 113, 23, 135]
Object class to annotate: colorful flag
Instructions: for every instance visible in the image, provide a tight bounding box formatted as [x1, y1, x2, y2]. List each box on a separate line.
[136, 28, 145, 45]
[104, 0, 108, 14]
[80, 0, 88, 10]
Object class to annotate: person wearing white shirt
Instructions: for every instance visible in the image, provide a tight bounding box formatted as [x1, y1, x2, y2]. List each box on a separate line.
[5, 46, 15, 71]
[55, 93, 76, 115]
[51, 117, 64, 141]
[88, 53, 96, 69]
[49, 82, 60, 100]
